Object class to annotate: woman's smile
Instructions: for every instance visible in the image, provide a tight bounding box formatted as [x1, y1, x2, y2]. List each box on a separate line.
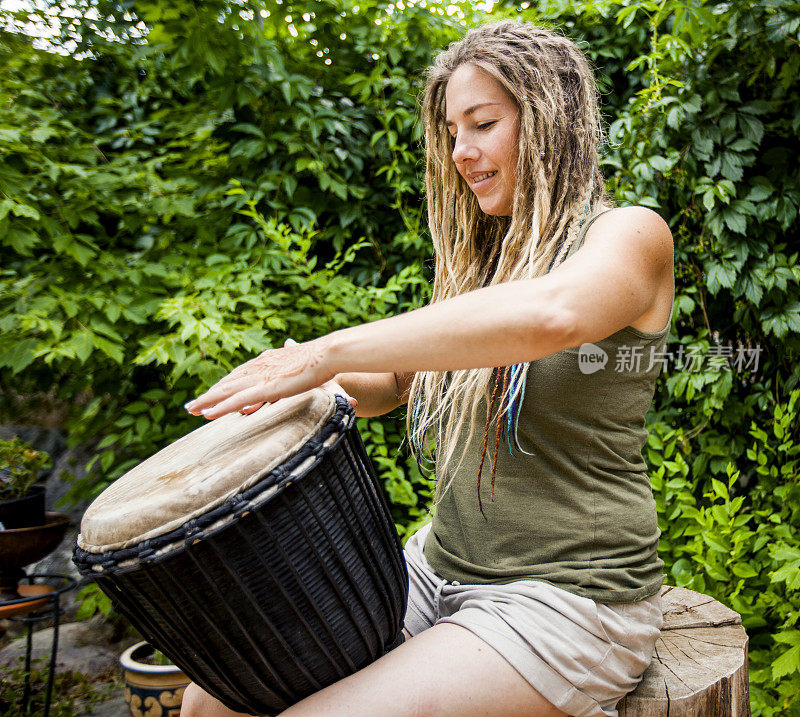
[469, 171, 498, 187]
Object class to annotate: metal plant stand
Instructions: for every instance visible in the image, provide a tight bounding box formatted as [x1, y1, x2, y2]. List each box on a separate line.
[1, 573, 77, 717]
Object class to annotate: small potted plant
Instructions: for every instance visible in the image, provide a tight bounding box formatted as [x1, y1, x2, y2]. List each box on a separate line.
[120, 640, 190, 717]
[0, 437, 52, 530]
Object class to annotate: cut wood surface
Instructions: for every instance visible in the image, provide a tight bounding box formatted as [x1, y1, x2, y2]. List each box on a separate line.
[617, 586, 750, 717]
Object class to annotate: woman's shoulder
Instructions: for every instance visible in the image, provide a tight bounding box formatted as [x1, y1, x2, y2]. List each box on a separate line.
[581, 205, 673, 264]
[588, 205, 672, 242]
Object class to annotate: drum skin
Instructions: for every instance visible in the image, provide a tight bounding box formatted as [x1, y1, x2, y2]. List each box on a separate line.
[74, 393, 408, 715]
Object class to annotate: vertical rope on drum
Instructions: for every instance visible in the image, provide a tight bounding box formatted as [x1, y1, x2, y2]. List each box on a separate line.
[119, 570, 218, 679]
[98, 575, 191, 669]
[97, 576, 161, 648]
[201, 524, 322, 705]
[322, 448, 398, 645]
[105, 574, 232, 702]
[278, 488, 376, 658]
[291, 477, 381, 661]
[244, 510, 353, 676]
[187, 542, 316, 698]
[348, 429, 408, 575]
[324, 454, 397, 639]
[348, 425, 408, 580]
[134, 565, 251, 707]
[149, 559, 279, 708]
[112, 583, 245, 707]
[105, 574, 249, 709]
[344, 430, 408, 630]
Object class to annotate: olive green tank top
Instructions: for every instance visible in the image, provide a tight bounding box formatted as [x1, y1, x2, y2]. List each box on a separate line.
[424, 210, 668, 603]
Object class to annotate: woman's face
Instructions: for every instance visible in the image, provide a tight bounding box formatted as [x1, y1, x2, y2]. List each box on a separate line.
[445, 63, 520, 217]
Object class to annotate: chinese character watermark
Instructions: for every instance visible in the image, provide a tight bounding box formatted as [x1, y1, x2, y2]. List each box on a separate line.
[577, 342, 762, 375]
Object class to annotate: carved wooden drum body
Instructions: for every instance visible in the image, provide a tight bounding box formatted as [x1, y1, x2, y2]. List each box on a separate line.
[73, 390, 408, 715]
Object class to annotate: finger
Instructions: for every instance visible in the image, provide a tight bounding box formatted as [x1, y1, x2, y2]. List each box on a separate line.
[239, 402, 265, 415]
[185, 375, 263, 414]
[185, 360, 263, 413]
[321, 379, 358, 408]
[200, 384, 281, 420]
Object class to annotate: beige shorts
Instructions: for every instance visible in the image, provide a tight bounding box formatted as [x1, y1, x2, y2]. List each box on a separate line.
[403, 523, 663, 717]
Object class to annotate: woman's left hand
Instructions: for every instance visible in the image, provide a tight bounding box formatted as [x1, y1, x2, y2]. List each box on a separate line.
[184, 337, 354, 420]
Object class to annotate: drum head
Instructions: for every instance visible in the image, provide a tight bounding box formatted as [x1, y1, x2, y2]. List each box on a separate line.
[78, 389, 337, 554]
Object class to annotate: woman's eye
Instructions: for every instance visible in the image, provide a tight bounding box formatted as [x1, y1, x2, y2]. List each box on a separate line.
[477, 121, 496, 131]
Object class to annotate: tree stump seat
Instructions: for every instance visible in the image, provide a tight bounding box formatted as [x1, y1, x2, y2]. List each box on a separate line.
[617, 585, 750, 716]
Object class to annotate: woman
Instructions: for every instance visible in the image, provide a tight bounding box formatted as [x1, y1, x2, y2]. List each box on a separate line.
[181, 21, 674, 717]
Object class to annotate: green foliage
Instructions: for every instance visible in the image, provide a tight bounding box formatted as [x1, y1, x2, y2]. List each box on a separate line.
[359, 409, 435, 538]
[0, 655, 119, 717]
[0, 437, 52, 500]
[129, 644, 176, 667]
[651, 390, 800, 714]
[74, 582, 114, 622]
[1, 0, 799, 712]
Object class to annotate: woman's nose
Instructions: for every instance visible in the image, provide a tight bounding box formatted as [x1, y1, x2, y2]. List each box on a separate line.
[452, 134, 479, 164]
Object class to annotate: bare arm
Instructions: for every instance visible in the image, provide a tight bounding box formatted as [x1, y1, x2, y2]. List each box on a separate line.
[333, 372, 412, 417]
[186, 207, 673, 420]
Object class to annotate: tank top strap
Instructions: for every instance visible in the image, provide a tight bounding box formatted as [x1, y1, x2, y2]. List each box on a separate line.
[564, 207, 614, 261]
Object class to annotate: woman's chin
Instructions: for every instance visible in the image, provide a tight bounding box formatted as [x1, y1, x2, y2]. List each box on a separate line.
[477, 199, 512, 217]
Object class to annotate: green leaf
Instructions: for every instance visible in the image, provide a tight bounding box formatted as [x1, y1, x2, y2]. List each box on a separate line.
[649, 156, 674, 172]
[731, 563, 758, 579]
[702, 533, 730, 553]
[0, 128, 21, 142]
[97, 434, 119, 449]
[11, 203, 41, 222]
[745, 182, 772, 202]
[772, 644, 800, 680]
[73, 331, 94, 364]
[711, 478, 729, 501]
[722, 208, 747, 234]
[738, 114, 764, 144]
[3, 227, 39, 255]
[31, 124, 56, 143]
[0, 338, 38, 373]
[92, 336, 124, 363]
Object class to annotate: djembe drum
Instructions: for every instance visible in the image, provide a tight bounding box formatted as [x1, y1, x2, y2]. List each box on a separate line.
[73, 389, 408, 715]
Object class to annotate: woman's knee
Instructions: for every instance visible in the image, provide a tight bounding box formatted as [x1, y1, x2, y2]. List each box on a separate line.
[180, 682, 248, 717]
[180, 683, 205, 717]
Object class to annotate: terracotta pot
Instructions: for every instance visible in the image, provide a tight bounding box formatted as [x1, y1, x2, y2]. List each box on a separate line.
[0, 484, 46, 529]
[120, 641, 190, 717]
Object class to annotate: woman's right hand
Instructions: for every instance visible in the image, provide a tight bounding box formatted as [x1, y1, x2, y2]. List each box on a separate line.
[237, 338, 357, 416]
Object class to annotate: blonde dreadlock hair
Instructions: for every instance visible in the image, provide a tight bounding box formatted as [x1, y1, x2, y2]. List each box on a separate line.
[407, 21, 613, 506]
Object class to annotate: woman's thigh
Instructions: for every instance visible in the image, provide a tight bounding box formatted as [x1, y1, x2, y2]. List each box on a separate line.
[283, 621, 563, 716]
[180, 623, 564, 717]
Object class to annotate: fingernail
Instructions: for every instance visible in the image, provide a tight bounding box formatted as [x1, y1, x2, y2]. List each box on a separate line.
[242, 405, 253, 411]
[184, 401, 194, 410]
[200, 408, 210, 415]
